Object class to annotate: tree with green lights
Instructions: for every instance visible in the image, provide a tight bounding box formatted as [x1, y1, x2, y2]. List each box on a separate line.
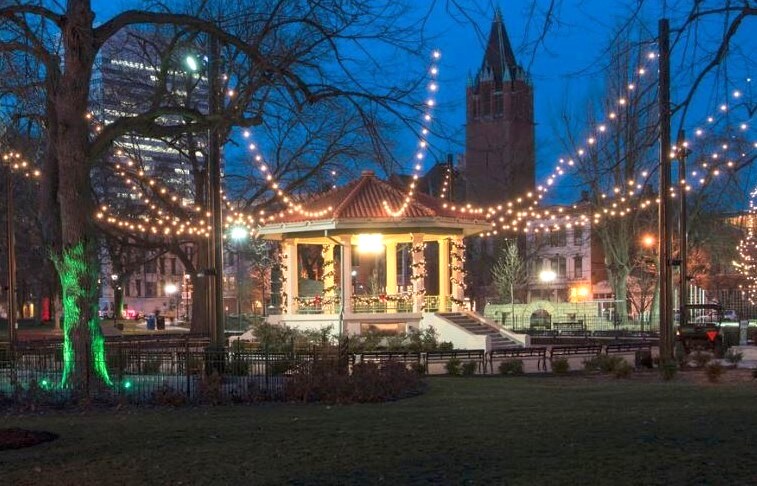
[0, 0, 431, 393]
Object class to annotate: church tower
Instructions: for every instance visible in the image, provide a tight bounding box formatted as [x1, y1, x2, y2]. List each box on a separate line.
[464, 9, 535, 205]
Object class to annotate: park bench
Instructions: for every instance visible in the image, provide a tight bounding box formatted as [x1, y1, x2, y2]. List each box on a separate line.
[488, 347, 548, 372]
[605, 342, 654, 368]
[604, 342, 652, 354]
[424, 350, 486, 374]
[351, 351, 421, 368]
[549, 345, 602, 370]
[591, 330, 623, 339]
[553, 322, 584, 332]
[558, 330, 591, 338]
[526, 329, 559, 338]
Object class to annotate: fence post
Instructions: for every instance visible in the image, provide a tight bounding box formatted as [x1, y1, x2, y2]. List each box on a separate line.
[118, 340, 123, 398]
[185, 337, 191, 399]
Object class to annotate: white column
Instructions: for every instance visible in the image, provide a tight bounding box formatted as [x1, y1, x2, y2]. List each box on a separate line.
[411, 233, 426, 313]
[451, 236, 465, 312]
[385, 241, 397, 294]
[438, 238, 450, 309]
[340, 236, 353, 319]
[322, 244, 335, 300]
[283, 240, 298, 314]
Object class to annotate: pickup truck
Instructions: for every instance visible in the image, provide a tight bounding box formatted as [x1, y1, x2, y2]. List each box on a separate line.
[676, 304, 725, 356]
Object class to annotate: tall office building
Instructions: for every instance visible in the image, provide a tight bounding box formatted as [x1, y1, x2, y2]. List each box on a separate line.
[93, 30, 207, 319]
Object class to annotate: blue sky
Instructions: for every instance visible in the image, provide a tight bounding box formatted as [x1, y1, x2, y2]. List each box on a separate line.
[90, 1, 755, 205]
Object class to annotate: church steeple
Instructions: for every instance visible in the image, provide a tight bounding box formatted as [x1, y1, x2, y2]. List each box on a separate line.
[477, 8, 527, 87]
[464, 7, 535, 206]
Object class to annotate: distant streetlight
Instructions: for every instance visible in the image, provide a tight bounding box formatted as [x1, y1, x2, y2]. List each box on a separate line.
[642, 234, 656, 249]
[164, 283, 179, 326]
[230, 226, 248, 241]
[539, 270, 556, 282]
[539, 269, 557, 302]
[185, 55, 199, 72]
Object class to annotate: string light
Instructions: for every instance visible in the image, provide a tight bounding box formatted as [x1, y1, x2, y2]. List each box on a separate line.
[383, 49, 443, 218]
[735, 187, 757, 303]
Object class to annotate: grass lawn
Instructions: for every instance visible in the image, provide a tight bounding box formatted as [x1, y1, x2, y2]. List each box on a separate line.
[3, 375, 757, 485]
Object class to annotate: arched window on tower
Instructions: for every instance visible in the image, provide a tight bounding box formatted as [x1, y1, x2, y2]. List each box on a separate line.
[482, 88, 491, 117]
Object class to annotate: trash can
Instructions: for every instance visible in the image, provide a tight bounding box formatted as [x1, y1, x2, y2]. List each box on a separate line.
[156, 316, 166, 330]
[146, 315, 156, 330]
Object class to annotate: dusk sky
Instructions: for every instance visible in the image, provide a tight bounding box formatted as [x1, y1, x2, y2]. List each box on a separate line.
[90, 0, 756, 205]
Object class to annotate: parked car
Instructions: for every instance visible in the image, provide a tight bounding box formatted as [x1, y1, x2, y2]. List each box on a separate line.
[676, 304, 725, 356]
[723, 309, 738, 321]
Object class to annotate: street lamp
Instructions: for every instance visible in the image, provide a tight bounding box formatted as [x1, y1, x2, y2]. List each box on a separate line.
[539, 269, 557, 302]
[640, 234, 658, 331]
[230, 226, 249, 331]
[185, 36, 224, 351]
[164, 283, 178, 326]
[185, 55, 200, 72]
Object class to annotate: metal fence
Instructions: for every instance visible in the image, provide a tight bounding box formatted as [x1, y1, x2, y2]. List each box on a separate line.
[499, 314, 661, 334]
[0, 336, 338, 404]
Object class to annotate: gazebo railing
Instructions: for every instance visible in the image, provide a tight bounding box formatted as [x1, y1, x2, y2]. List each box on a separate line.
[292, 294, 450, 314]
[293, 297, 341, 315]
[351, 294, 414, 314]
[423, 295, 452, 313]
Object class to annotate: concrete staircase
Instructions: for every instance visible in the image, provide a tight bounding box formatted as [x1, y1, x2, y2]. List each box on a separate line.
[436, 312, 520, 350]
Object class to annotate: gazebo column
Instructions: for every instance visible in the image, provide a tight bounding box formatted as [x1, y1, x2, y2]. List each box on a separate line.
[411, 233, 426, 313]
[322, 244, 336, 305]
[438, 238, 450, 311]
[385, 242, 397, 294]
[340, 237, 353, 317]
[283, 240, 299, 314]
[451, 236, 465, 312]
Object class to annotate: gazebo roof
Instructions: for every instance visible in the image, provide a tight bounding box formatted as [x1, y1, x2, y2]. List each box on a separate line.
[257, 170, 490, 238]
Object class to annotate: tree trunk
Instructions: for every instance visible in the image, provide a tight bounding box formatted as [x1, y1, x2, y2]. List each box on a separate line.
[650, 280, 660, 330]
[114, 284, 124, 318]
[608, 268, 630, 325]
[53, 1, 111, 392]
[190, 238, 210, 334]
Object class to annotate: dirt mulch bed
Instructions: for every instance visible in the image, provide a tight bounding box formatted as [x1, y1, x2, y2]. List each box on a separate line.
[0, 428, 58, 450]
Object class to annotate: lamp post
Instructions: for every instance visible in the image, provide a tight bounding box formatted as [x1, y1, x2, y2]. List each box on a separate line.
[230, 226, 248, 331]
[110, 274, 119, 328]
[539, 269, 557, 302]
[5, 167, 16, 351]
[186, 35, 224, 350]
[641, 234, 657, 332]
[164, 282, 178, 325]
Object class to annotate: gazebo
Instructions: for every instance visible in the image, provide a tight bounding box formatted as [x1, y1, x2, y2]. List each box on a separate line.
[257, 170, 491, 336]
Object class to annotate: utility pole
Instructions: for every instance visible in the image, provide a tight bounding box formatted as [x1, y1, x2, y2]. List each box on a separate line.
[658, 19, 674, 362]
[677, 130, 691, 331]
[207, 33, 225, 352]
[6, 168, 17, 352]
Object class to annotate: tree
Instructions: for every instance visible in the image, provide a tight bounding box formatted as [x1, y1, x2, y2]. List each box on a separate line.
[0, 0, 429, 392]
[491, 239, 528, 321]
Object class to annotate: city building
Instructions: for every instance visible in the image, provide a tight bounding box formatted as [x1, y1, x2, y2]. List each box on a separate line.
[93, 30, 208, 322]
[463, 8, 535, 206]
[523, 205, 609, 304]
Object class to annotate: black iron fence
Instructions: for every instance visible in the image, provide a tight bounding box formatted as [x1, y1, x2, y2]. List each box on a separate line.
[0, 336, 335, 404]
